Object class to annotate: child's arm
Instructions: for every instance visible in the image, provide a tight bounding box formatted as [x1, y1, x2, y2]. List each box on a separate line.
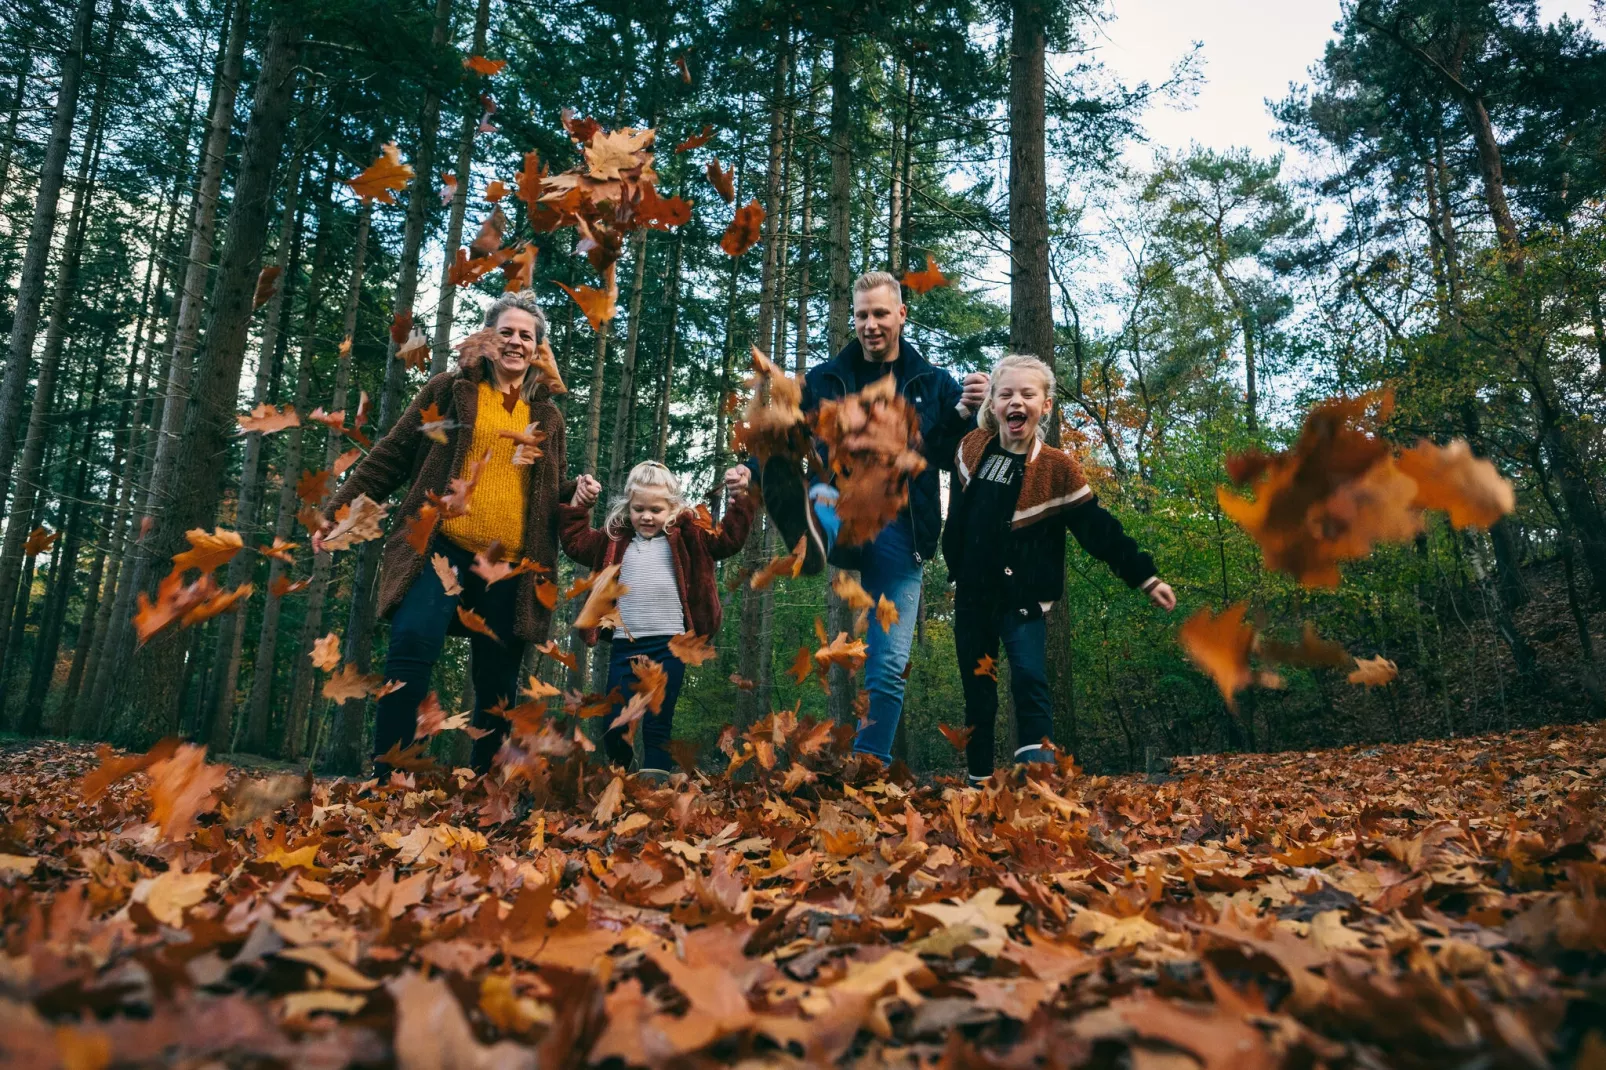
[557, 478, 611, 567]
[702, 471, 758, 559]
[1065, 498, 1160, 593]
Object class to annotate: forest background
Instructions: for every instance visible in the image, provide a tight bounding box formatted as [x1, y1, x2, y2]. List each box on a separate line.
[1, 0, 1603, 779]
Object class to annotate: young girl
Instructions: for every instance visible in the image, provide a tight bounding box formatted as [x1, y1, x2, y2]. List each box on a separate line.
[941, 354, 1177, 784]
[561, 460, 755, 777]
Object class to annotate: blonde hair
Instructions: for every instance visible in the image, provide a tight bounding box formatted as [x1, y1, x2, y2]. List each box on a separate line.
[978, 354, 1056, 438]
[604, 460, 689, 536]
[853, 270, 902, 302]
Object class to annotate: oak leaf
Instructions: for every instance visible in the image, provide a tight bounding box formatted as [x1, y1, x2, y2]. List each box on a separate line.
[874, 593, 900, 632]
[675, 124, 713, 153]
[172, 527, 243, 574]
[630, 655, 669, 714]
[463, 54, 505, 76]
[1348, 655, 1398, 687]
[1178, 603, 1256, 708]
[573, 563, 629, 630]
[237, 402, 299, 434]
[258, 536, 298, 563]
[939, 722, 974, 752]
[296, 468, 331, 504]
[751, 535, 807, 590]
[667, 632, 716, 666]
[323, 664, 382, 703]
[405, 503, 440, 554]
[148, 742, 228, 841]
[719, 198, 764, 256]
[252, 265, 282, 309]
[527, 338, 567, 394]
[498, 420, 546, 465]
[705, 158, 735, 203]
[347, 142, 414, 204]
[419, 402, 451, 443]
[1397, 438, 1515, 529]
[556, 279, 619, 332]
[322, 494, 388, 551]
[22, 526, 57, 556]
[397, 329, 430, 371]
[535, 639, 578, 670]
[831, 572, 874, 611]
[431, 553, 463, 596]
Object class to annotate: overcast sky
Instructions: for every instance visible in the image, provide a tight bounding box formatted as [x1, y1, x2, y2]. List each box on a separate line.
[1098, 0, 1603, 166]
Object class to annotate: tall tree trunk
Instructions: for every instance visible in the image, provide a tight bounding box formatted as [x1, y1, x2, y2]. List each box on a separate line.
[116, 11, 302, 743]
[285, 199, 369, 759]
[0, 47, 32, 211]
[887, 58, 907, 273]
[207, 149, 307, 750]
[825, 33, 856, 726]
[431, 0, 490, 374]
[243, 159, 338, 753]
[330, 0, 453, 772]
[608, 230, 651, 490]
[653, 229, 683, 459]
[0, 29, 114, 699]
[0, 0, 96, 509]
[794, 139, 813, 375]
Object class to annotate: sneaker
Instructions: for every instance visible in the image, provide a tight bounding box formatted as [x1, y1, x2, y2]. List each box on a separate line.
[1013, 744, 1056, 767]
[633, 767, 671, 785]
[760, 456, 827, 576]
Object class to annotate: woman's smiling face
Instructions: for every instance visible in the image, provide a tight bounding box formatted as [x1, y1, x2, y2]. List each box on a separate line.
[488, 307, 538, 388]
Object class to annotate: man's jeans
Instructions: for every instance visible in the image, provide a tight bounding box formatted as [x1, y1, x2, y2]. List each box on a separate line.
[810, 487, 922, 762]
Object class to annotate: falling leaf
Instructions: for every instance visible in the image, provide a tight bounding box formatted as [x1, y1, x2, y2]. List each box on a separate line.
[463, 54, 505, 76]
[1348, 655, 1398, 687]
[502, 242, 537, 292]
[667, 632, 716, 666]
[22, 526, 57, 557]
[521, 674, 561, 701]
[296, 468, 331, 504]
[939, 723, 974, 752]
[751, 535, 807, 589]
[258, 536, 298, 563]
[447, 245, 514, 288]
[814, 632, 868, 678]
[322, 664, 381, 703]
[397, 329, 430, 371]
[439, 172, 458, 206]
[812, 374, 927, 547]
[390, 308, 415, 345]
[432, 553, 463, 596]
[347, 142, 414, 204]
[732, 346, 805, 465]
[483, 178, 508, 202]
[729, 673, 755, 691]
[705, 158, 735, 203]
[674, 53, 692, 83]
[148, 743, 229, 841]
[403, 503, 439, 555]
[1257, 621, 1352, 669]
[557, 279, 618, 331]
[574, 564, 629, 629]
[322, 494, 388, 551]
[172, 527, 244, 574]
[253, 265, 282, 310]
[457, 606, 502, 642]
[786, 646, 813, 686]
[271, 574, 310, 598]
[719, 198, 764, 256]
[1178, 603, 1256, 708]
[527, 338, 566, 395]
[419, 402, 451, 444]
[1397, 438, 1516, 530]
[309, 632, 342, 671]
[973, 654, 998, 680]
[238, 403, 299, 435]
[536, 639, 577, 670]
[831, 572, 874, 611]
[901, 254, 950, 295]
[471, 545, 538, 587]
[875, 594, 900, 632]
[630, 656, 669, 714]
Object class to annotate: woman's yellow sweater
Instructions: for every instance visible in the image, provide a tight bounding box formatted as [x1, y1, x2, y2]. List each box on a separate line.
[442, 381, 528, 555]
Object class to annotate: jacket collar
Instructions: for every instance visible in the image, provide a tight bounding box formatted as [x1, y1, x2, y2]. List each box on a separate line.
[821, 335, 936, 387]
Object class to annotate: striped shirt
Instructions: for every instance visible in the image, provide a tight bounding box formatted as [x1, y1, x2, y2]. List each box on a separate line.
[617, 533, 686, 638]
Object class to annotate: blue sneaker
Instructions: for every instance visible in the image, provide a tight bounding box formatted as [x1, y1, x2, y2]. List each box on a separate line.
[1013, 744, 1056, 768]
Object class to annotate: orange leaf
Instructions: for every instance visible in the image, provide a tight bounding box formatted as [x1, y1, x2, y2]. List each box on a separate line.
[719, 198, 764, 257]
[573, 564, 629, 630]
[812, 375, 927, 547]
[22, 526, 58, 557]
[237, 403, 299, 434]
[79, 737, 180, 802]
[296, 468, 331, 504]
[470, 205, 508, 256]
[751, 535, 807, 590]
[397, 329, 430, 371]
[347, 142, 414, 204]
[322, 663, 382, 703]
[535, 579, 558, 609]
[446, 245, 513, 287]
[431, 553, 462, 596]
[389, 308, 414, 345]
[1396, 438, 1515, 530]
[786, 646, 813, 686]
[1348, 655, 1398, 687]
[901, 253, 950, 295]
[148, 743, 228, 841]
[271, 574, 310, 598]
[535, 639, 577, 670]
[502, 242, 537, 292]
[729, 673, 755, 691]
[938, 723, 974, 752]
[973, 654, 998, 680]
[258, 536, 298, 563]
[674, 54, 692, 84]
[630, 656, 669, 714]
[484, 179, 508, 202]
[556, 279, 619, 332]
[705, 158, 735, 203]
[1178, 604, 1255, 709]
[814, 632, 868, 678]
[457, 605, 502, 642]
[172, 527, 243, 574]
[676, 124, 713, 153]
[253, 265, 282, 310]
[333, 447, 362, 477]
[874, 594, 900, 632]
[464, 54, 506, 76]
[405, 504, 439, 557]
[309, 633, 342, 671]
[830, 571, 874, 611]
[527, 338, 567, 396]
[419, 402, 450, 444]
[667, 632, 716, 667]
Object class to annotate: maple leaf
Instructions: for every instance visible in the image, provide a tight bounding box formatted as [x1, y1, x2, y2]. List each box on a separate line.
[875, 593, 900, 632]
[1348, 655, 1398, 687]
[719, 198, 764, 256]
[463, 54, 505, 76]
[430, 448, 491, 519]
[405, 503, 439, 554]
[557, 278, 619, 332]
[296, 468, 331, 504]
[397, 329, 430, 371]
[419, 402, 451, 444]
[973, 654, 998, 680]
[484, 178, 508, 202]
[431, 553, 463, 596]
[675, 123, 713, 153]
[347, 142, 414, 204]
[786, 646, 813, 686]
[22, 526, 57, 556]
[831, 571, 874, 611]
[502, 241, 537, 292]
[172, 527, 243, 574]
[237, 402, 299, 434]
[457, 606, 502, 642]
[938, 722, 974, 752]
[667, 632, 717, 666]
[574, 563, 629, 629]
[309, 632, 342, 671]
[389, 308, 414, 344]
[706, 157, 735, 202]
[257, 536, 298, 563]
[751, 535, 807, 590]
[322, 494, 389, 551]
[901, 253, 950, 295]
[148, 743, 228, 841]
[252, 265, 282, 310]
[1178, 603, 1258, 709]
[322, 664, 381, 703]
[535, 639, 578, 670]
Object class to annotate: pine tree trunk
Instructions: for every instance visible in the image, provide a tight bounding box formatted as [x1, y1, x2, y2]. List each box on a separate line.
[0, 47, 32, 211]
[794, 144, 812, 376]
[331, 0, 453, 772]
[825, 32, 856, 726]
[608, 230, 651, 490]
[243, 159, 338, 754]
[0, 37, 113, 700]
[116, 10, 303, 743]
[887, 58, 906, 272]
[0, 0, 96, 510]
[431, 0, 490, 374]
[653, 229, 683, 459]
[207, 149, 306, 750]
[284, 199, 369, 758]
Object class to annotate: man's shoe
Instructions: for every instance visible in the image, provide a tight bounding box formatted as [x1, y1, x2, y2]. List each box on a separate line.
[760, 456, 826, 576]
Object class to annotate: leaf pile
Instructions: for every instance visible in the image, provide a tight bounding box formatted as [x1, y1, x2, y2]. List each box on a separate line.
[0, 722, 1600, 1067]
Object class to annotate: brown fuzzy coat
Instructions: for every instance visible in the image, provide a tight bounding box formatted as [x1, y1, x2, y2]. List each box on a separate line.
[325, 351, 573, 643]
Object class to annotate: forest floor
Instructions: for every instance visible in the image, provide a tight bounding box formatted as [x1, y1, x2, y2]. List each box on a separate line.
[0, 720, 1601, 1068]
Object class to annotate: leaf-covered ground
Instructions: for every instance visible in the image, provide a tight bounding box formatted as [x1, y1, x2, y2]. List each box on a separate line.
[0, 721, 1602, 1068]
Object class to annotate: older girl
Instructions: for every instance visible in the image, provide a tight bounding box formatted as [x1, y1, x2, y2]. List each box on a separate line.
[561, 460, 754, 777]
[318, 291, 571, 773]
[942, 354, 1176, 783]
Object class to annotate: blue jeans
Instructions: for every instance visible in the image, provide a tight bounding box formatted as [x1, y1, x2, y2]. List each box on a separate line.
[954, 597, 1053, 779]
[374, 537, 527, 774]
[602, 633, 686, 771]
[811, 489, 922, 762]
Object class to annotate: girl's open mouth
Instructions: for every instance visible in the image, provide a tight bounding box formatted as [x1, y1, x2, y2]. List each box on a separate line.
[1006, 412, 1028, 432]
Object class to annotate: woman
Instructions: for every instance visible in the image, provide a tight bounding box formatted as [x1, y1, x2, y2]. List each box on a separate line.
[316, 291, 572, 773]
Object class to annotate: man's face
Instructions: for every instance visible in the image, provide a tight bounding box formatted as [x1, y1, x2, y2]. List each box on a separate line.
[853, 284, 907, 362]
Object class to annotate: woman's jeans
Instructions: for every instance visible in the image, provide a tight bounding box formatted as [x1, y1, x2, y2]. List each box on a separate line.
[601, 632, 686, 771]
[374, 537, 526, 774]
[954, 596, 1054, 779]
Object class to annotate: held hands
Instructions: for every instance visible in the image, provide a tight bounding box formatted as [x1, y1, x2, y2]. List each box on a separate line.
[722, 465, 751, 494]
[959, 372, 990, 416]
[1146, 580, 1177, 612]
[572, 473, 602, 509]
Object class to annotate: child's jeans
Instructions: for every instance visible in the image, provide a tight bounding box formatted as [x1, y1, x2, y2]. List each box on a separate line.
[953, 596, 1054, 780]
[602, 632, 687, 771]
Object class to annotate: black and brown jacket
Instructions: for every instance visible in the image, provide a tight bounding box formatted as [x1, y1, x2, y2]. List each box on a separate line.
[942, 429, 1158, 616]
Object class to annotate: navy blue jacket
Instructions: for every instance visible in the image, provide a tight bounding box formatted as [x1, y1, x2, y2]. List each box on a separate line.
[805, 337, 974, 568]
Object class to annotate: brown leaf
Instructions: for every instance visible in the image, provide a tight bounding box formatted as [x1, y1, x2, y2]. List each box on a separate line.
[874, 593, 900, 632]
[322, 494, 388, 551]
[148, 743, 228, 841]
[705, 157, 735, 203]
[309, 632, 342, 671]
[786, 646, 813, 686]
[556, 278, 619, 332]
[431, 553, 463, 596]
[527, 338, 567, 395]
[676, 123, 713, 153]
[751, 535, 807, 590]
[573, 564, 629, 630]
[172, 527, 244, 574]
[237, 402, 299, 434]
[1178, 603, 1255, 709]
[667, 632, 716, 667]
[22, 526, 57, 557]
[812, 374, 927, 546]
[719, 198, 764, 256]
[535, 639, 578, 670]
[347, 142, 414, 204]
[463, 54, 505, 76]
[939, 722, 974, 752]
[405, 503, 440, 555]
[258, 536, 298, 563]
[456, 606, 502, 642]
[1348, 655, 1398, 687]
[322, 664, 382, 703]
[253, 265, 282, 310]
[296, 468, 331, 504]
[831, 571, 874, 611]
[1397, 438, 1516, 530]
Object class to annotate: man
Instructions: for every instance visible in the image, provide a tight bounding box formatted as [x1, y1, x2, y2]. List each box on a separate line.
[758, 271, 989, 763]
